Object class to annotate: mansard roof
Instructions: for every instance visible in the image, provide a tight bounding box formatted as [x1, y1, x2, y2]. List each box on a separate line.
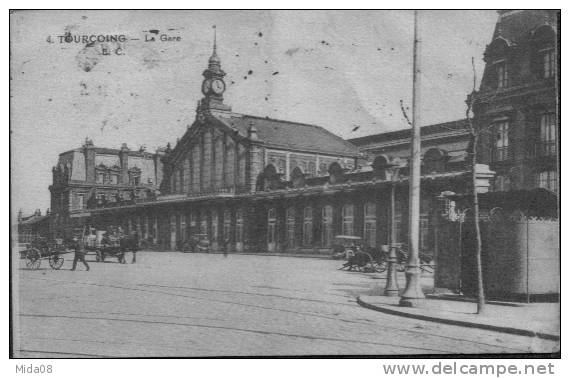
[492, 10, 557, 45]
[213, 112, 360, 157]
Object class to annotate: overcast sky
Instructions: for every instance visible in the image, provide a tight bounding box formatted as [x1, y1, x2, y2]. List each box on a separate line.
[10, 10, 498, 214]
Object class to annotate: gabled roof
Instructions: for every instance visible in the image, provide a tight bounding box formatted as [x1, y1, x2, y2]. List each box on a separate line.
[214, 112, 359, 157]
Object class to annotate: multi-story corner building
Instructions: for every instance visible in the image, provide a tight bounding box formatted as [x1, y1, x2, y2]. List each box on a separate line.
[49, 140, 164, 237]
[473, 10, 558, 194]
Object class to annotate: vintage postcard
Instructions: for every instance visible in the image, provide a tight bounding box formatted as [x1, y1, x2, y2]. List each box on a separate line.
[10, 10, 560, 360]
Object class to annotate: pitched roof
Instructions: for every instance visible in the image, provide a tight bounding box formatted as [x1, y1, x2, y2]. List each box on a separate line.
[214, 113, 359, 156]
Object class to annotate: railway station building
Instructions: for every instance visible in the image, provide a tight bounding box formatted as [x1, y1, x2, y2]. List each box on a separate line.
[45, 10, 558, 299]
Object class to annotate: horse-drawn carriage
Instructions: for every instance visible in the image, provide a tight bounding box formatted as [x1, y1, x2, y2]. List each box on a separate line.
[20, 237, 67, 270]
[333, 236, 435, 274]
[178, 233, 210, 253]
[83, 227, 139, 263]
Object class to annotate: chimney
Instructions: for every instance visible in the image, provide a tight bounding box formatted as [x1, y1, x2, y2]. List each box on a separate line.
[83, 138, 96, 183]
[247, 123, 258, 141]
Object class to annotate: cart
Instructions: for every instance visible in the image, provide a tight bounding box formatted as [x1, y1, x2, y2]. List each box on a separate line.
[22, 238, 67, 270]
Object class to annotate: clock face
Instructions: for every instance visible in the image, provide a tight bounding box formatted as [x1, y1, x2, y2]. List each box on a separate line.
[211, 79, 225, 95]
[201, 79, 211, 95]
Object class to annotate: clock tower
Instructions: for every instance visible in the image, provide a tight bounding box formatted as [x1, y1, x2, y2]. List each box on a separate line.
[200, 27, 231, 112]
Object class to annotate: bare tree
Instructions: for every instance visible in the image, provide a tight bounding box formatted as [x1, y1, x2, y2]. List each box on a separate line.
[466, 57, 485, 314]
[400, 57, 487, 314]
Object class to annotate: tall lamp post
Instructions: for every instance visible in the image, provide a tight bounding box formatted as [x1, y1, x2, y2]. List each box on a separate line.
[400, 10, 425, 307]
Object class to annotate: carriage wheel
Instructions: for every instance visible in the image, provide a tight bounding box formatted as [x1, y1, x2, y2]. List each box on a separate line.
[49, 255, 64, 270]
[25, 248, 41, 270]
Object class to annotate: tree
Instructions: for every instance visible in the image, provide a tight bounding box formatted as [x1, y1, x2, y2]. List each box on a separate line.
[466, 57, 485, 315]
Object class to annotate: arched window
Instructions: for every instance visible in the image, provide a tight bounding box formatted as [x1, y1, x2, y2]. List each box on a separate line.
[291, 166, 305, 188]
[286, 207, 296, 247]
[303, 207, 313, 246]
[485, 38, 511, 89]
[328, 162, 344, 184]
[342, 204, 354, 236]
[321, 205, 333, 247]
[363, 202, 376, 247]
[372, 155, 391, 180]
[423, 148, 448, 173]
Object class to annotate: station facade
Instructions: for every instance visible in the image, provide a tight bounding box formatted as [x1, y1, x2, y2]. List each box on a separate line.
[54, 11, 559, 252]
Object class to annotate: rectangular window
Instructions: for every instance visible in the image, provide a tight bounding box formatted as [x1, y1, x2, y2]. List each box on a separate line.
[497, 61, 508, 88]
[303, 207, 313, 246]
[363, 202, 376, 248]
[419, 214, 430, 251]
[110, 174, 118, 185]
[97, 172, 105, 184]
[394, 201, 405, 244]
[286, 207, 296, 247]
[538, 170, 558, 194]
[267, 208, 276, 244]
[211, 210, 219, 244]
[236, 209, 244, 243]
[180, 214, 186, 242]
[543, 49, 555, 79]
[492, 121, 509, 161]
[223, 210, 231, 242]
[342, 204, 354, 236]
[321, 205, 333, 247]
[539, 113, 557, 156]
[77, 194, 84, 210]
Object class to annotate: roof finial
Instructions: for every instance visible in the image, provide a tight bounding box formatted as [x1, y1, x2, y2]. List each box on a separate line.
[213, 25, 217, 54]
[208, 25, 220, 66]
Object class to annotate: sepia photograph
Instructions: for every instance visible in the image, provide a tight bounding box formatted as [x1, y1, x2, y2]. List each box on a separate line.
[10, 9, 560, 360]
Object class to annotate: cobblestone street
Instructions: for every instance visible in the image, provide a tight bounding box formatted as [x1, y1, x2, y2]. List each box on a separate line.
[13, 252, 558, 357]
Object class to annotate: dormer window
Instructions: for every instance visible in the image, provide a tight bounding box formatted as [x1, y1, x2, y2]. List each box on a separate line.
[496, 61, 508, 88]
[542, 48, 555, 78]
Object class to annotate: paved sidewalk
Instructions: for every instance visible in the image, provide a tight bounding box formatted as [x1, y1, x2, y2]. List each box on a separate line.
[357, 295, 560, 341]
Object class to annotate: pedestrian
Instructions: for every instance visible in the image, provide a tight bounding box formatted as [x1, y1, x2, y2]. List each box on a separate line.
[71, 232, 90, 271]
[131, 231, 138, 263]
[223, 237, 230, 258]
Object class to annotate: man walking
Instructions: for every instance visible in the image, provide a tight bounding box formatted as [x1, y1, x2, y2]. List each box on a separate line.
[71, 228, 90, 271]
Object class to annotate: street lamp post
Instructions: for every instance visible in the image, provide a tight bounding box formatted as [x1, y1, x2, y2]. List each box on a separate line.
[399, 10, 425, 307]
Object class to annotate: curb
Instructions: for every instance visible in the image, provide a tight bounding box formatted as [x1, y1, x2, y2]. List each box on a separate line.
[356, 296, 559, 341]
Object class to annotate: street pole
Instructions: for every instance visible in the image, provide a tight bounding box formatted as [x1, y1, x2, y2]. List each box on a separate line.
[400, 10, 425, 307]
[384, 182, 399, 296]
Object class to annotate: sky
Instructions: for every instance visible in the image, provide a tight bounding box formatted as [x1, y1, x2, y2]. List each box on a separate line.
[10, 10, 498, 215]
